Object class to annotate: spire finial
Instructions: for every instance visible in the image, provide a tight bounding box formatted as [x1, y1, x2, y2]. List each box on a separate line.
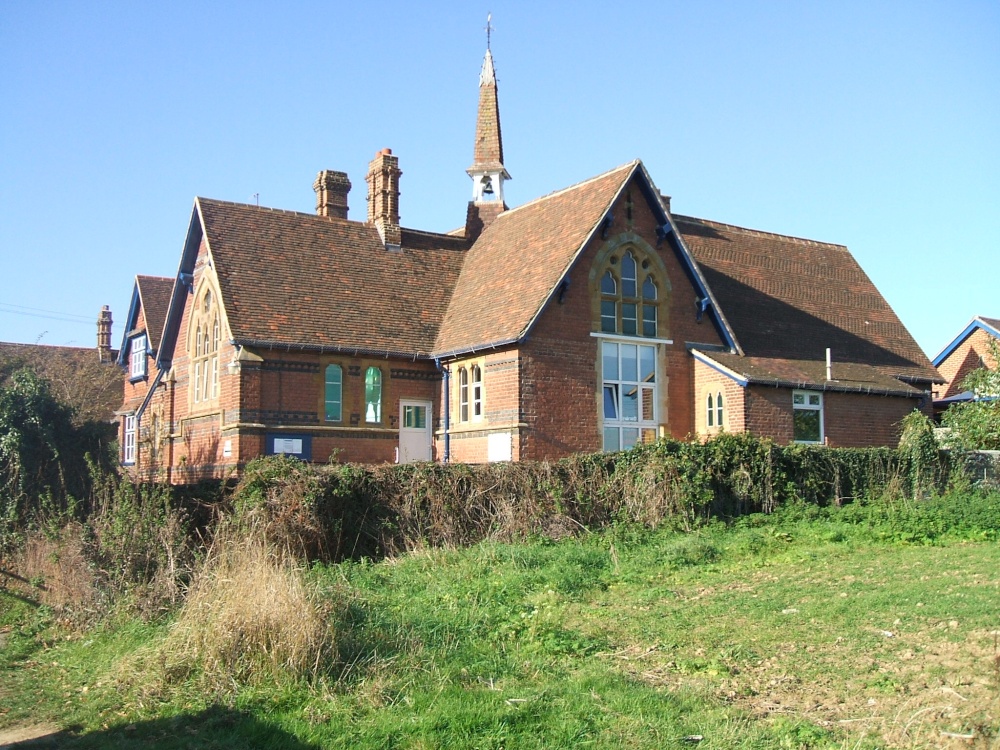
[485, 12, 493, 50]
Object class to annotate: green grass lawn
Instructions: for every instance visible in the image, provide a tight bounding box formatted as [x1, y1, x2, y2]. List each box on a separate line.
[1, 496, 998, 749]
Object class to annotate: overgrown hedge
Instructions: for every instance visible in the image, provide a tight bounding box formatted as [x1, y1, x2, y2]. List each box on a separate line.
[230, 432, 954, 563]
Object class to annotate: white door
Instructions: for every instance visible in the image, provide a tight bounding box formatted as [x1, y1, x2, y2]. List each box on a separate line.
[399, 400, 433, 462]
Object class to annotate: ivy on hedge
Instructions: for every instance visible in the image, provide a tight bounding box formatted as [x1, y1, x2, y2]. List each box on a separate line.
[229, 428, 953, 563]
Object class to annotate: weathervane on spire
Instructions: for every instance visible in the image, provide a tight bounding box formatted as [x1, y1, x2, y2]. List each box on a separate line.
[485, 12, 493, 50]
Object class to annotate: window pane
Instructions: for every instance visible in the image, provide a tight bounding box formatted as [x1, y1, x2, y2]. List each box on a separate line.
[707, 393, 714, 427]
[601, 270, 616, 295]
[459, 367, 469, 422]
[793, 409, 821, 442]
[640, 346, 655, 383]
[717, 392, 724, 427]
[642, 304, 657, 337]
[622, 385, 639, 421]
[793, 393, 805, 405]
[603, 385, 618, 420]
[641, 428, 657, 445]
[404, 405, 426, 429]
[622, 303, 637, 336]
[621, 253, 637, 298]
[622, 428, 640, 450]
[642, 276, 656, 300]
[600, 300, 617, 333]
[808, 394, 821, 406]
[641, 386, 654, 421]
[325, 365, 342, 421]
[365, 367, 382, 423]
[602, 342, 618, 380]
[603, 427, 620, 452]
[621, 344, 638, 382]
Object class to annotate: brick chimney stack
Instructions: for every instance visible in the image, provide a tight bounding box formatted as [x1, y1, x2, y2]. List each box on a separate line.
[97, 305, 113, 363]
[365, 148, 402, 248]
[313, 170, 351, 219]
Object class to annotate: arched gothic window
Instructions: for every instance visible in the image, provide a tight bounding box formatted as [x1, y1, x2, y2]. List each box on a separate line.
[191, 288, 220, 404]
[458, 367, 469, 422]
[365, 367, 382, 423]
[600, 250, 658, 337]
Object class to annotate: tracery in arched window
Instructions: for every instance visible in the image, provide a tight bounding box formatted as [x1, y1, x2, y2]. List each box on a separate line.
[599, 250, 659, 338]
[191, 288, 220, 404]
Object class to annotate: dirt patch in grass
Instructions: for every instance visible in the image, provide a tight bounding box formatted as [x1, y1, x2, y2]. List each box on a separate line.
[0, 723, 63, 748]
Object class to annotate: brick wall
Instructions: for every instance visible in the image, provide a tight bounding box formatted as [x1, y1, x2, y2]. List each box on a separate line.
[936, 327, 998, 399]
[744, 385, 924, 447]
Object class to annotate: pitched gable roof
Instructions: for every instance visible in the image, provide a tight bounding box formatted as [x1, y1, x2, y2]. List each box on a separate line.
[135, 275, 173, 349]
[197, 199, 468, 357]
[117, 274, 173, 366]
[677, 216, 940, 384]
[433, 163, 636, 356]
[932, 315, 1000, 367]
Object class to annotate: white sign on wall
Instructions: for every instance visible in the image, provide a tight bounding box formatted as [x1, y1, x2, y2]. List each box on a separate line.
[487, 432, 512, 462]
[273, 438, 303, 455]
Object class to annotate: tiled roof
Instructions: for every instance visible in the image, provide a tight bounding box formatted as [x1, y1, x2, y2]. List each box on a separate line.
[135, 275, 173, 349]
[694, 350, 924, 397]
[677, 216, 940, 383]
[434, 162, 636, 355]
[471, 49, 505, 173]
[198, 199, 467, 356]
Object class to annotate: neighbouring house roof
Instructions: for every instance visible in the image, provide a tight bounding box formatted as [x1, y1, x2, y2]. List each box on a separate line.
[0, 342, 122, 422]
[197, 199, 468, 357]
[677, 216, 941, 385]
[931, 315, 1000, 367]
[692, 349, 925, 397]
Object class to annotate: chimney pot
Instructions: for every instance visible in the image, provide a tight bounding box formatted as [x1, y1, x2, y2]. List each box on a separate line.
[366, 148, 402, 247]
[313, 170, 351, 220]
[97, 305, 113, 363]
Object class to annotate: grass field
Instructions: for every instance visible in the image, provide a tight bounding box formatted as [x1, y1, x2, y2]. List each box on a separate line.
[1, 495, 998, 749]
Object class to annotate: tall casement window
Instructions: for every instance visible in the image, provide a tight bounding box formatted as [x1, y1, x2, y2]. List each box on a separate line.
[458, 365, 483, 423]
[793, 390, 823, 444]
[600, 251, 658, 337]
[707, 391, 724, 429]
[123, 414, 136, 465]
[191, 289, 220, 405]
[324, 365, 342, 422]
[471, 365, 483, 419]
[458, 367, 469, 422]
[602, 341, 657, 451]
[365, 367, 382, 423]
[129, 334, 147, 379]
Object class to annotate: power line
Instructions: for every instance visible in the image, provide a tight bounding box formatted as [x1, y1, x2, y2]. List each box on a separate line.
[0, 304, 95, 326]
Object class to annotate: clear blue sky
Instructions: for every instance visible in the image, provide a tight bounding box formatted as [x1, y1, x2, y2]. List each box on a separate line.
[1, 1, 997, 360]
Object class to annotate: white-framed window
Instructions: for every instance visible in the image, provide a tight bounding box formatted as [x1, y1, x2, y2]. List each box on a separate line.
[707, 391, 724, 429]
[471, 365, 483, 420]
[458, 367, 469, 422]
[602, 340, 657, 451]
[793, 390, 823, 444]
[123, 414, 136, 464]
[129, 334, 147, 379]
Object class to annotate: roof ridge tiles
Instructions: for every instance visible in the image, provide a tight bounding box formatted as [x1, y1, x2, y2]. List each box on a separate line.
[500, 160, 638, 218]
[674, 213, 847, 250]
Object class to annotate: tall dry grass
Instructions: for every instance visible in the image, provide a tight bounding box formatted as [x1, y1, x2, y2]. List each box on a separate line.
[124, 523, 337, 695]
